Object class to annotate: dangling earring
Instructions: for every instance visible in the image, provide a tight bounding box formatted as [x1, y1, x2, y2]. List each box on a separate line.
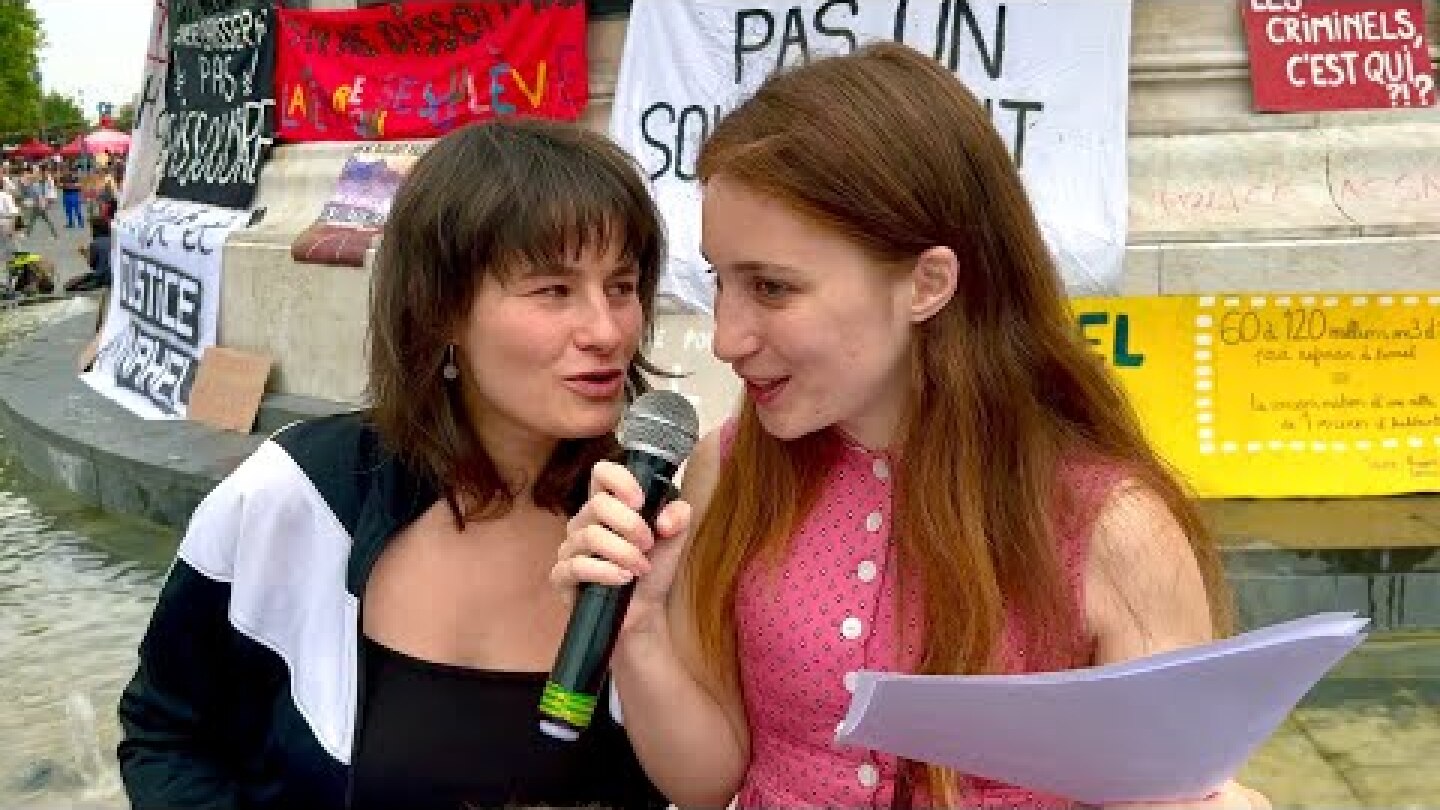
[442, 344, 460, 381]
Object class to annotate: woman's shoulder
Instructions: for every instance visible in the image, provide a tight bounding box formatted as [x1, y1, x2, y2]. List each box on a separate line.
[206, 411, 369, 489]
[1048, 452, 1143, 564]
[181, 412, 388, 573]
[1080, 476, 1214, 664]
[195, 412, 381, 512]
[1057, 453, 1204, 611]
[1055, 452, 1133, 505]
[267, 409, 392, 485]
[269, 409, 376, 455]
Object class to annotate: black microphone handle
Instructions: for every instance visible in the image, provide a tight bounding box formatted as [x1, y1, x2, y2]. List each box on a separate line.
[538, 449, 678, 741]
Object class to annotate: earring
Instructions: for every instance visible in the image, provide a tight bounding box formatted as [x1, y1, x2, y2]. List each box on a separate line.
[442, 345, 459, 381]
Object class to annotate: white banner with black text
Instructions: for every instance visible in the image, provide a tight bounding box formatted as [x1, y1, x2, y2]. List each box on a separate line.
[82, 199, 251, 419]
[609, 0, 1133, 311]
[120, 0, 169, 212]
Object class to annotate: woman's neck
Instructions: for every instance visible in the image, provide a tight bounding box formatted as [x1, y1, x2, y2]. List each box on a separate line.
[476, 430, 558, 502]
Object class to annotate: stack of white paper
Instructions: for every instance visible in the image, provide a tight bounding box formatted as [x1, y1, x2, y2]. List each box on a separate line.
[835, 612, 1368, 804]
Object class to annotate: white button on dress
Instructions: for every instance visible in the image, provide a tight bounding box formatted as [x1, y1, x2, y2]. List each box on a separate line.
[873, 459, 890, 480]
[865, 511, 883, 532]
[840, 617, 864, 640]
[858, 762, 879, 788]
[856, 560, 878, 583]
[844, 670, 859, 692]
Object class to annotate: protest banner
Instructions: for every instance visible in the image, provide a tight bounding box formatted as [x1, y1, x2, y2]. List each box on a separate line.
[129, 2, 257, 208]
[1241, 0, 1435, 111]
[610, 0, 1133, 310]
[170, 0, 249, 26]
[119, 0, 171, 211]
[156, 0, 279, 209]
[275, 0, 588, 142]
[1076, 293, 1440, 497]
[291, 141, 428, 267]
[82, 199, 252, 419]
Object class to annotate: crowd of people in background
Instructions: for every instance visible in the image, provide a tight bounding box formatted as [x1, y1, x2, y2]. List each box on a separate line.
[0, 156, 122, 297]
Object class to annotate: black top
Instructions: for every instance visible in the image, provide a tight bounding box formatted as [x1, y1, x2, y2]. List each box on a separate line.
[350, 636, 667, 810]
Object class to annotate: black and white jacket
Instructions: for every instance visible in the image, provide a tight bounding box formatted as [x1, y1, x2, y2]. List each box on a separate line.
[116, 412, 629, 809]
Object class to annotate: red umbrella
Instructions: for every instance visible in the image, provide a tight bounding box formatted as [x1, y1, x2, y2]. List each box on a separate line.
[84, 128, 130, 155]
[59, 134, 88, 158]
[13, 139, 54, 160]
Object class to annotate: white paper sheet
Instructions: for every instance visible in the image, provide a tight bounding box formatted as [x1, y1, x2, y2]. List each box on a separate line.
[835, 612, 1368, 804]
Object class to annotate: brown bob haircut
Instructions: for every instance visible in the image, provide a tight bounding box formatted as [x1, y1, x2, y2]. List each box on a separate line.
[684, 42, 1230, 805]
[367, 119, 666, 524]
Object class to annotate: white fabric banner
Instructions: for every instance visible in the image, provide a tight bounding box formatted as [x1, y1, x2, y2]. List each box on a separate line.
[610, 0, 1133, 311]
[81, 199, 251, 419]
[121, 0, 170, 213]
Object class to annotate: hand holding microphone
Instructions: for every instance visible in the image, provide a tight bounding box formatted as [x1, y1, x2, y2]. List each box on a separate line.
[541, 391, 698, 741]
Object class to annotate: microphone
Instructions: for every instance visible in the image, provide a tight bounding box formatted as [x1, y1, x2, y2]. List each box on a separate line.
[538, 390, 699, 741]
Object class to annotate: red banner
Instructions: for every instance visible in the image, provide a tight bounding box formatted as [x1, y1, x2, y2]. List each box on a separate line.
[1241, 0, 1435, 112]
[275, 0, 588, 142]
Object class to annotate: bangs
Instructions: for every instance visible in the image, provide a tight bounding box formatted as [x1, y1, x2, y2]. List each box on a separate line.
[492, 188, 650, 278]
[465, 132, 660, 281]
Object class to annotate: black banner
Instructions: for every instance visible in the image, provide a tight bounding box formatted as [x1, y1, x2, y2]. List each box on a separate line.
[157, 0, 278, 209]
[170, 0, 247, 27]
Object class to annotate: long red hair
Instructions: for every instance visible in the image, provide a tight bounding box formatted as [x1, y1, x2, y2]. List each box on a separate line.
[684, 42, 1230, 806]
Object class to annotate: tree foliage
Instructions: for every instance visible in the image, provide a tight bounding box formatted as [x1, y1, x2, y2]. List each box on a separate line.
[41, 92, 86, 139]
[0, 0, 43, 140]
[114, 101, 136, 133]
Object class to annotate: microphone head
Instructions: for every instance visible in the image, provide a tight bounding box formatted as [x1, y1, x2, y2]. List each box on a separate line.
[620, 391, 699, 466]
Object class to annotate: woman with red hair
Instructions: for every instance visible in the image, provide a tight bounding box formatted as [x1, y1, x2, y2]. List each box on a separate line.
[556, 42, 1269, 810]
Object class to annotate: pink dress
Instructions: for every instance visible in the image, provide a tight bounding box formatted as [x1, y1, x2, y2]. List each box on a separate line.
[730, 427, 1127, 809]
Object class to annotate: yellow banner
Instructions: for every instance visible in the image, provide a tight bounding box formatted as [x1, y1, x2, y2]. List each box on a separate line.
[1073, 294, 1440, 498]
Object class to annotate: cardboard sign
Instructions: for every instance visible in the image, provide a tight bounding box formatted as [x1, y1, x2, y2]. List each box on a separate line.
[76, 333, 101, 374]
[275, 0, 588, 142]
[1241, 0, 1436, 111]
[77, 288, 106, 375]
[187, 346, 273, 433]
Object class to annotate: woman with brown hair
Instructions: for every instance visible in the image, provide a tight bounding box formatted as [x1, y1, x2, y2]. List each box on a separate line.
[118, 119, 670, 810]
[555, 43, 1268, 809]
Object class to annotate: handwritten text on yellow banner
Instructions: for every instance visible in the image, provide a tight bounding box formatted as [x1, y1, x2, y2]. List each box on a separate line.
[1073, 294, 1440, 497]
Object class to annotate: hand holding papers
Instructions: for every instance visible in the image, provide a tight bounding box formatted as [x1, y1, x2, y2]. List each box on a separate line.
[834, 612, 1368, 805]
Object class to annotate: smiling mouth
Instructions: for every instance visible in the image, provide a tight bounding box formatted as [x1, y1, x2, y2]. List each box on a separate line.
[569, 370, 622, 383]
[745, 376, 788, 403]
